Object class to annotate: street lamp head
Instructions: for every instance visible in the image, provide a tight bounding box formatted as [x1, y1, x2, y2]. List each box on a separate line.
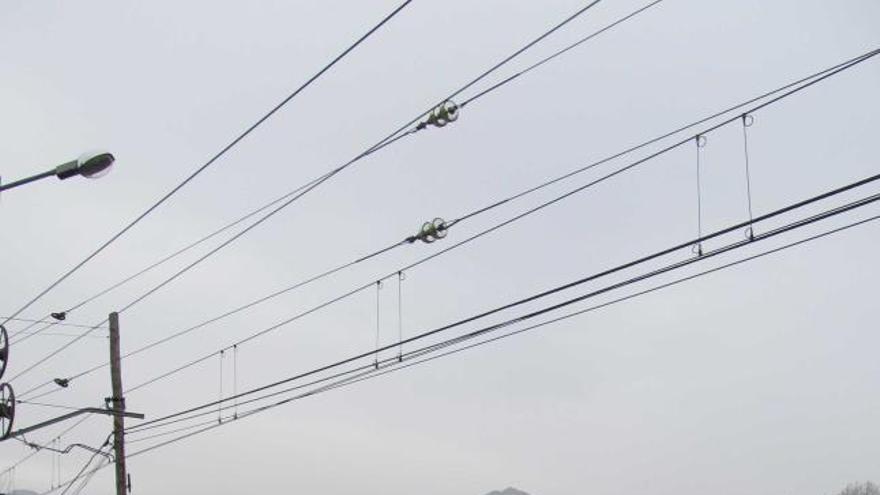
[54, 151, 115, 180]
[78, 151, 115, 178]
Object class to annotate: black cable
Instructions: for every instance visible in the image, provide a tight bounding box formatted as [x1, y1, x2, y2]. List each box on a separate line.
[22, 45, 880, 403]
[55, 434, 110, 495]
[460, 0, 665, 107]
[20, 0, 649, 349]
[127, 184, 880, 432]
[17, 237, 407, 400]
[0, 317, 106, 330]
[10, 0, 609, 386]
[1, 0, 416, 331]
[450, 47, 880, 226]
[123, 207, 880, 453]
[0, 413, 94, 478]
[110, 52, 880, 401]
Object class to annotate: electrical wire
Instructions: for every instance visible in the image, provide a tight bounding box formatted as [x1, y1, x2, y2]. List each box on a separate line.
[12, 0, 661, 346]
[126, 184, 880, 433]
[1, 0, 416, 333]
[9, 0, 609, 385]
[0, 415, 93, 479]
[0, 317, 106, 330]
[54, 434, 111, 495]
[460, 0, 665, 108]
[22, 47, 880, 401]
[123, 208, 880, 456]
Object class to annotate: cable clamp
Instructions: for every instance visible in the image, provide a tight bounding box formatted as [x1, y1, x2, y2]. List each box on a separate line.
[416, 100, 460, 130]
[407, 217, 448, 244]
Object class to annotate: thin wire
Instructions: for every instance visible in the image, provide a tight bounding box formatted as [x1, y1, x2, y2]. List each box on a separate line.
[17, 399, 81, 411]
[218, 350, 224, 424]
[57, 434, 110, 495]
[695, 135, 705, 254]
[398, 271, 404, 361]
[233, 345, 238, 419]
[13, 0, 621, 342]
[452, 47, 880, 226]
[23, 46, 880, 400]
[375, 281, 382, 369]
[461, 0, 664, 107]
[0, 317, 106, 330]
[10, 0, 606, 380]
[87, 120, 880, 404]
[1, 0, 416, 331]
[128, 189, 880, 432]
[123, 209, 880, 454]
[742, 114, 756, 235]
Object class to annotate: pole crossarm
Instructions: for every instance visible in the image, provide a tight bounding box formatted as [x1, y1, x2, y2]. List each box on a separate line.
[5, 407, 144, 440]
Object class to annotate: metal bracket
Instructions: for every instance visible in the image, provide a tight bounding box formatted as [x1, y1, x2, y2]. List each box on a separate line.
[4, 407, 145, 441]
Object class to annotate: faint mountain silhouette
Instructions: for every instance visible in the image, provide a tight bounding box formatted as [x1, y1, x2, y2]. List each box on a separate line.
[485, 488, 530, 495]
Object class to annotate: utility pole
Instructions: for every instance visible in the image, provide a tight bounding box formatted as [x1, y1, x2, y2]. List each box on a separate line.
[108, 312, 128, 495]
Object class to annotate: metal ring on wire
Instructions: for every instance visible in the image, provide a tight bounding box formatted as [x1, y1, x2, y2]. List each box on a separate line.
[691, 243, 704, 257]
[744, 226, 755, 241]
[0, 325, 7, 381]
[0, 382, 15, 440]
[412, 217, 448, 244]
[742, 114, 755, 127]
[696, 135, 708, 148]
[418, 100, 460, 129]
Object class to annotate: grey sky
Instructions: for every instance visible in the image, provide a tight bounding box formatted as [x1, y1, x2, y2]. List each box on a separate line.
[1, 1, 879, 494]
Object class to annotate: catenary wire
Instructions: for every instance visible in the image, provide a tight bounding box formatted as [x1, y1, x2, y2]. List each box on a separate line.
[460, 0, 664, 108]
[13, 0, 665, 345]
[118, 167, 880, 402]
[1, 0, 416, 331]
[21, 47, 880, 400]
[98, 53, 880, 400]
[10, 0, 609, 385]
[127, 184, 880, 432]
[124, 209, 880, 455]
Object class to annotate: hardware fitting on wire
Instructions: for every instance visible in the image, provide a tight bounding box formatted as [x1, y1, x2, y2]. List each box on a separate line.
[406, 217, 449, 244]
[416, 100, 460, 130]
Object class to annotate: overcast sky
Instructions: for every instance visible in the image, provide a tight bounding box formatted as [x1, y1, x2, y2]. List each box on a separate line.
[1, 1, 879, 494]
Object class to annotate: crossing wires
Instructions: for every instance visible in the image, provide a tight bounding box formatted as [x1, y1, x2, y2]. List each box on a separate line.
[1, 0, 416, 328]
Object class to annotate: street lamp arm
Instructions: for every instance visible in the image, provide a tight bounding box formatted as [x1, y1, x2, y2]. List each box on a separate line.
[0, 169, 57, 192]
[0, 151, 115, 193]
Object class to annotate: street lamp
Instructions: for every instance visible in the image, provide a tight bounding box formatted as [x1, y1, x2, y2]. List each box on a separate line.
[0, 151, 115, 192]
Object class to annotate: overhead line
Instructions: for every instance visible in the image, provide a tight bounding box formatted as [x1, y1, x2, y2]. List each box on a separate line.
[9, 0, 608, 384]
[1, 0, 416, 329]
[124, 210, 880, 454]
[127, 181, 880, 432]
[14, 0, 660, 342]
[21, 46, 880, 400]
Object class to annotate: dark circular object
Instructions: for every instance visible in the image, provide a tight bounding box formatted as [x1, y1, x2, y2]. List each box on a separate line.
[0, 325, 8, 381]
[0, 382, 15, 440]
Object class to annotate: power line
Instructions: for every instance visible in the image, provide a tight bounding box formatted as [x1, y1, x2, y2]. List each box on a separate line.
[20, 46, 880, 400]
[126, 183, 880, 433]
[8, 0, 608, 384]
[14, 41, 879, 349]
[0, 0, 415, 330]
[460, 0, 665, 107]
[14, 0, 661, 344]
[123, 210, 880, 455]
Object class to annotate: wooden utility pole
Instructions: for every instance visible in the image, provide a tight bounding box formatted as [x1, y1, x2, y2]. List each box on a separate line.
[108, 312, 128, 495]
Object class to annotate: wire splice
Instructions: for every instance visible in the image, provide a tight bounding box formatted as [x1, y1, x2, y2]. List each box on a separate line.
[406, 217, 449, 244]
[416, 100, 460, 130]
